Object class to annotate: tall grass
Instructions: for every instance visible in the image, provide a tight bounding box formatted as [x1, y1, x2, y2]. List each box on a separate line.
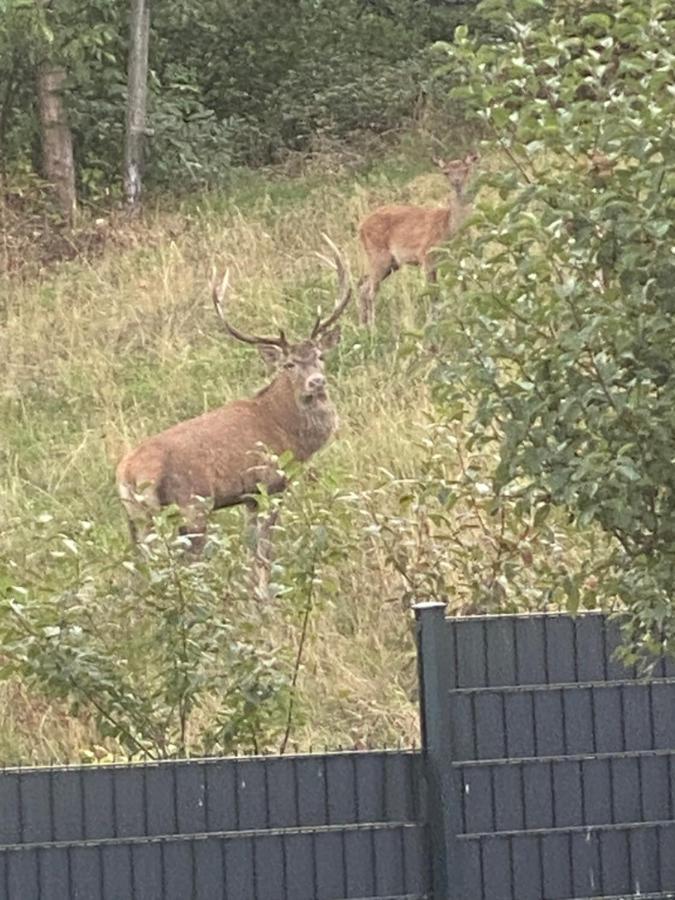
[0, 135, 470, 762]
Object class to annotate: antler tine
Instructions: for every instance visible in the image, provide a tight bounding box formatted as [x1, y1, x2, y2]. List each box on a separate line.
[211, 268, 288, 349]
[311, 234, 352, 338]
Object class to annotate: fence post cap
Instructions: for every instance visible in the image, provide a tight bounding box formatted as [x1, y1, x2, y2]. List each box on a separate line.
[413, 601, 447, 619]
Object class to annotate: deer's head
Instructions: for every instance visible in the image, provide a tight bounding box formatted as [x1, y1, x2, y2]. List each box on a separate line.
[435, 152, 480, 199]
[212, 236, 351, 409]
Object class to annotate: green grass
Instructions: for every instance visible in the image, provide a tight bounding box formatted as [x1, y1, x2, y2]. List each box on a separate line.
[0, 133, 468, 763]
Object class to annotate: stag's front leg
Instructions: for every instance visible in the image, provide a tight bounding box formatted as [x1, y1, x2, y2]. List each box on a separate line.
[246, 503, 281, 599]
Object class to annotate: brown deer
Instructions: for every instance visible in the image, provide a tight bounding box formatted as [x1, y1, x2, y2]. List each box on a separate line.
[116, 237, 351, 584]
[357, 151, 479, 326]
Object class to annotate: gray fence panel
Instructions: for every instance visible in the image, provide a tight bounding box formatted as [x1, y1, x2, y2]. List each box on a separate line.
[459, 751, 675, 834]
[458, 821, 675, 900]
[0, 751, 422, 848]
[0, 774, 19, 844]
[0, 824, 429, 900]
[443, 613, 675, 689]
[449, 680, 675, 761]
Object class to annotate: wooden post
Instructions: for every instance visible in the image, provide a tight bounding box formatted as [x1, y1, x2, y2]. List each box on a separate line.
[36, 62, 76, 224]
[414, 601, 461, 900]
[124, 0, 151, 210]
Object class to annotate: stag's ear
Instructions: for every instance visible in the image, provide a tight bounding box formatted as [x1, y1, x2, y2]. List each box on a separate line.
[319, 326, 341, 351]
[258, 344, 284, 370]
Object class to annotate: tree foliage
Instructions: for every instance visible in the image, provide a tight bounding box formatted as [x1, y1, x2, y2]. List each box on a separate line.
[0, 0, 476, 197]
[432, 0, 675, 661]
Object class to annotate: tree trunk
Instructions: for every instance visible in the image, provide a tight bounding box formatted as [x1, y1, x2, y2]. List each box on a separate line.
[36, 62, 76, 224]
[124, 0, 151, 211]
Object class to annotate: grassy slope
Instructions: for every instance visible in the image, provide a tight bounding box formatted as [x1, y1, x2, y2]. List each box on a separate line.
[0, 136, 468, 762]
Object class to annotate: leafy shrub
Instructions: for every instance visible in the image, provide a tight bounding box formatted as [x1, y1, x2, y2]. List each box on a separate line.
[430, 0, 675, 662]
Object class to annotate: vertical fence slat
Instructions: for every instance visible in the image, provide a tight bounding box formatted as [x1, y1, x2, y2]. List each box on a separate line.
[175, 763, 206, 835]
[112, 769, 145, 839]
[353, 753, 386, 823]
[204, 760, 237, 833]
[629, 826, 660, 895]
[82, 769, 115, 841]
[253, 833, 285, 900]
[193, 836, 224, 900]
[343, 828, 375, 899]
[325, 754, 357, 826]
[540, 831, 572, 900]
[236, 759, 267, 831]
[486, 617, 517, 687]
[493, 765, 523, 832]
[552, 757, 582, 828]
[38, 845, 71, 900]
[20, 773, 51, 843]
[503, 693, 535, 758]
[314, 830, 345, 899]
[283, 831, 315, 900]
[582, 757, 612, 826]
[52, 770, 83, 842]
[7, 849, 40, 900]
[101, 843, 133, 900]
[612, 757, 641, 824]
[512, 833, 542, 900]
[295, 758, 327, 827]
[514, 618, 547, 686]
[144, 765, 175, 837]
[130, 841, 162, 900]
[223, 835, 254, 900]
[599, 829, 629, 897]
[0, 773, 20, 844]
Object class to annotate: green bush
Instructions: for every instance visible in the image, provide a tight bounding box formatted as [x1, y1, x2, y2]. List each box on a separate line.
[430, 0, 675, 662]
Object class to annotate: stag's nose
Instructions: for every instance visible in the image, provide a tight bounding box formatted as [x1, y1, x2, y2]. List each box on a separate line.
[306, 373, 326, 392]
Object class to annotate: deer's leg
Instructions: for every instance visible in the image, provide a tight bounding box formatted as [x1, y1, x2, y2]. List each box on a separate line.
[245, 503, 281, 598]
[359, 254, 396, 328]
[422, 249, 439, 285]
[179, 514, 208, 555]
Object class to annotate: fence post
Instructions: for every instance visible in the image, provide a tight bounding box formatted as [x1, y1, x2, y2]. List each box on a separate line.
[414, 601, 460, 900]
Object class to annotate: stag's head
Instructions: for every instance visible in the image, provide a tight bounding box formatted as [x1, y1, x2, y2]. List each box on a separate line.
[212, 235, 351, 409]
[435, 151, 480, 198]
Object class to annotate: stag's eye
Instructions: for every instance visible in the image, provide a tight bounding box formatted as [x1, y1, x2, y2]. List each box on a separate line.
[284, 361, 296, 369]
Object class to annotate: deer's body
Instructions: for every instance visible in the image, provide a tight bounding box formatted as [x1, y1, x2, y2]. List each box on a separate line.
[358, 153, 479, 326]
[116, 238, 350, 574]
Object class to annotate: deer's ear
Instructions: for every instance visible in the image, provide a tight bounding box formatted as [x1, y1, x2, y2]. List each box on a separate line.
[258, 344, 284, 370]
[433, 157, 446, 170]
[320, 326, 341, 351]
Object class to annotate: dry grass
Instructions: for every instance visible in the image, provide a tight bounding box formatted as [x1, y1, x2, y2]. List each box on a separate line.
[0, 136, 476, 762]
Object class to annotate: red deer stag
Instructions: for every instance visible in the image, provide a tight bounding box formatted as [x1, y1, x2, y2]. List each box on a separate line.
[116, 236, 351, 583]
[357, 151, 479, 326]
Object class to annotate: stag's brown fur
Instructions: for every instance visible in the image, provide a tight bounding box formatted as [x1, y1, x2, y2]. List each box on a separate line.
[116, 240, 350, 563]
[358, 152, 479, 326]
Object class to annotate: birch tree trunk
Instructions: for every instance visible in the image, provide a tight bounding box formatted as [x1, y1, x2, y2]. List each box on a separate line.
[36, 62, 76, 224]
[124, 0, 151, 211]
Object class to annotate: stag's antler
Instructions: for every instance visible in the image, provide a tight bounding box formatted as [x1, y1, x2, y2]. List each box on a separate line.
[212, 270, 289, 350]
[310, 234, 352, 339]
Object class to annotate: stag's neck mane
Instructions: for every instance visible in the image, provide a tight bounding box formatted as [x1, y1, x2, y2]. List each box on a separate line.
[254, 374, 337, 459]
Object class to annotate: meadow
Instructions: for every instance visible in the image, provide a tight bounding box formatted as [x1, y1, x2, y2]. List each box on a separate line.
[0, 133, 479, 763]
